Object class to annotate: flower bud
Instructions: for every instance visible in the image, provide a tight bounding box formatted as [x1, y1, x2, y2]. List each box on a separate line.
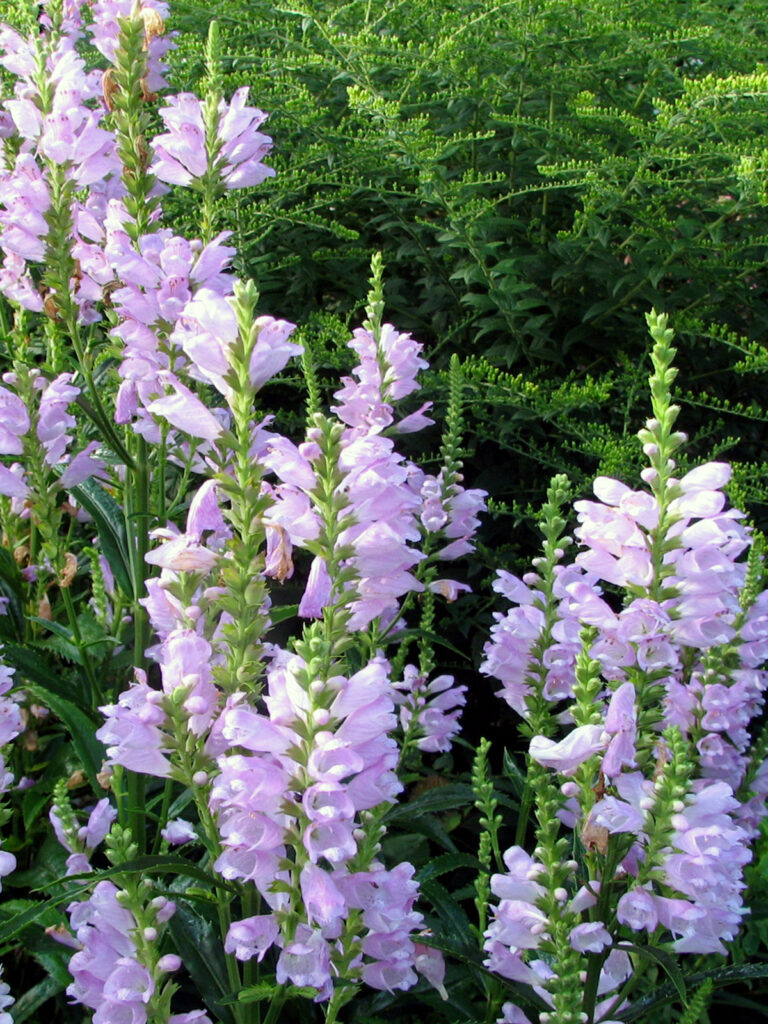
[156, 900, 176, 923]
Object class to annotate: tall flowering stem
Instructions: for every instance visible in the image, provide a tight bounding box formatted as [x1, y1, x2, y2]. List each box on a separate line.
[481, 311, 768, 1024]
[210, 279, 287, 694]
[105, 2, 165, 238]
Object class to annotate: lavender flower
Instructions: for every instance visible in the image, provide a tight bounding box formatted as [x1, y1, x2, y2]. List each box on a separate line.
[394, 665, 467, 753]
[213, 648, 432, 998]
[0, 967, 14, 1024]
[152, 88, 275, 189]
[481, 313, 768, 1020]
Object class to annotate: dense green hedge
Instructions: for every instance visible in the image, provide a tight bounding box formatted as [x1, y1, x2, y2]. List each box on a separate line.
[161, 0, 768, 553]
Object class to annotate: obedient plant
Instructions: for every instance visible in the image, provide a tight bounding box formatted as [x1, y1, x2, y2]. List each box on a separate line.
[481, 311, 768, 1023]
[0, 1, 765, 1023]
[0, 1, 482, 1020]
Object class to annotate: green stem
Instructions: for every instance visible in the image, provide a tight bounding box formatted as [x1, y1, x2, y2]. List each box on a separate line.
[64, 314, 135, 470]
[195, 798, 245, 1024]
[123, 434, 152, 853]
[131, 436, 151, 669]
[261, 990, 285, 1024]
[324, 989, 344, 1024]
[60, 586, 100, 708]
[150, 779, 174, 856]
[514, 781, 534, 848]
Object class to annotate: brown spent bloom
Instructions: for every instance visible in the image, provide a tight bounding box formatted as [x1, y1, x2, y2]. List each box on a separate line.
[102, 68, 119, 112]
[140, 6, 165, 43]
[59, 551, 78, 589]
[264, 522, 294, 582]
[581, 814, 610, 855]
[66, 769, 87, 789]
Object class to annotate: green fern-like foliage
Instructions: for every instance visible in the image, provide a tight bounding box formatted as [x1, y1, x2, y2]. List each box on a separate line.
[160, 0, 768, 542]
[167, 0, 768, 366]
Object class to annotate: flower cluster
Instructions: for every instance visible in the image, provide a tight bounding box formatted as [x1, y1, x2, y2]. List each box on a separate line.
[152, 87, 274, 190]
[0, 1, 120, 321]
[0, 656, 22, 893]
[481, 313, 768, 1021]
[265, 307, 484, 630]
[394, 665, 467, 754]
[215, 645, 434, 998]
[65, 879, 203, 1024]
[50, 790, 117, 876]
[0, 370, 106, 500]
[52, 799, 211, 1024]
[0, 3, 481, 1018]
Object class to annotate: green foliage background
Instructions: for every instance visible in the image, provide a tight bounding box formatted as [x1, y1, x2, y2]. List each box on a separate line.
[160, 0, 768, 571]
[1, 0, 768, 1019]
[161, 2, 768, 1016]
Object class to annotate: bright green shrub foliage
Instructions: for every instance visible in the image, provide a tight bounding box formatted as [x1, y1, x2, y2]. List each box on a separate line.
[164, 0, 768, 544]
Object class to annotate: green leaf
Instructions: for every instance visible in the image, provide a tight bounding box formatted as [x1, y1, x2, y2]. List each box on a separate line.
[54, 854, 240, 895]
[417, 852, 482, 883]
[232, 981, 279, 1004]
[401, 813, 458, 851]
[384, 784, 475, 820]
[22, 780, 53, 832]
[168, 896, 236, 1024]
[0, 855, 239, 949]
[394, 629, 472, 661]
[1, 644, 76, 701]
[502, 748, 527, 797]
[617, 942, 686, 1006]
[0, 894, 79, 949]
[9, 833, 68, 890]
[418, 878, 475, 951]
[622, 962, 768, 1021]
[0, 547, 23, 639]
[22, 685, 104, 792]
[269, 603, 298, 624]
[70, 478, 133, 597]
[8, 974, 64, 1023]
